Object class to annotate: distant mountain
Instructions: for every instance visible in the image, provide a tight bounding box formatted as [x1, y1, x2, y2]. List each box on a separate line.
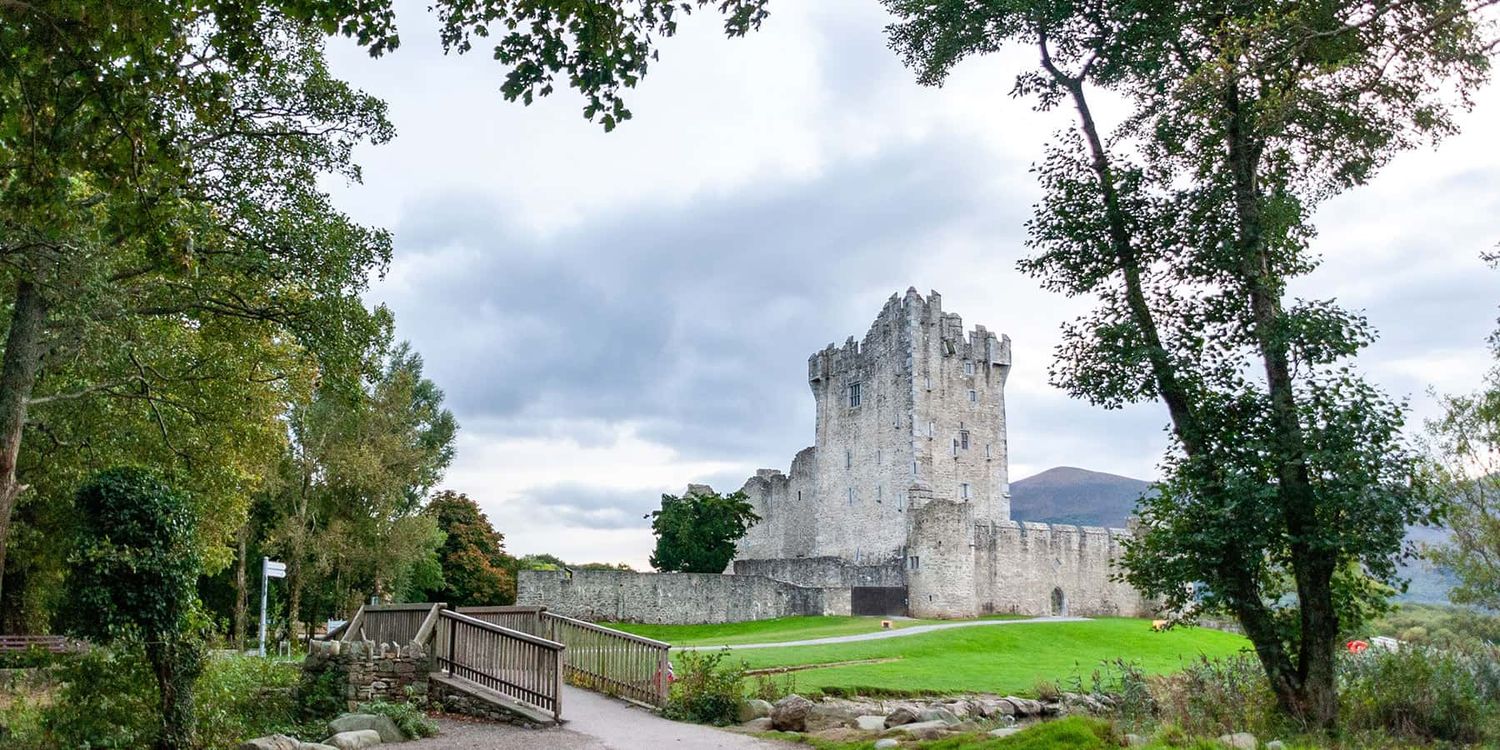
[1010, 466, 1153, 528]
[1009, 465, 1458, 605]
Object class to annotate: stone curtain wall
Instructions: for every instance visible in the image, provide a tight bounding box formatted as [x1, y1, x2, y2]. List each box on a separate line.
[517, 569, 842, 624]
[972, 520, 1150, 618]
[303, 640, 430, 709]
[732, 556, 905, 589]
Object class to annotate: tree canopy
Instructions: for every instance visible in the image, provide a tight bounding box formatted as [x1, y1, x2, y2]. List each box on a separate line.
[423, 490, 515, 607]
[647, 489, 759, 573]
[885, 0, 1493, 728]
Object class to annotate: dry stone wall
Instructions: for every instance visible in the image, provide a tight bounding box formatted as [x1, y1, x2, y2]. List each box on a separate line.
[302, 640, 430, 709]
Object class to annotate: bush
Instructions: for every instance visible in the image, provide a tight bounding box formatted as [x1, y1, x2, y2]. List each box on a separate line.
[194, 654, 301, 748]
[356, 699, 438, 739]
[1339, 645, 1496, 743]
[661, 650, 747, 726]
[43, 645, 160, 749]
[750, 670, 797, 703]
[0, 646, 71, 670]
[295, 661, 347, 723]
[1147, 654, 1283, 739]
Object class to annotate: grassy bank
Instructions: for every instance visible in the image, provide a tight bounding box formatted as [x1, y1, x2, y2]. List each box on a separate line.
[610, 616, 974, 647]
[669, 618, 1250, 696]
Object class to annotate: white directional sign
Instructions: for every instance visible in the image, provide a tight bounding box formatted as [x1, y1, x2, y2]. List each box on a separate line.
[259, 557, 288, 656]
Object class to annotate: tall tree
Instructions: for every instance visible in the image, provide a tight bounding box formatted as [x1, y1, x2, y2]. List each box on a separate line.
[423, 490, 515, 606]
[647, 489, 759, 573]
[0, 0, 769, 612]
[267, 342, 457, 633]
[884, 0, 1493, 728]
[1427, 255, 1500, 609]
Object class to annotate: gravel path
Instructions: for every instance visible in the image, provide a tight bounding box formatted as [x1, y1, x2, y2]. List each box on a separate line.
[404, 687, 794, 749]
[676, 615, 1091, 651]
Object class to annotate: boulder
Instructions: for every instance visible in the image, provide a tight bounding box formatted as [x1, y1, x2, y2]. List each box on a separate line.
[917, 706, 961, 725]
[977, 699, 1015, 718]
[1124, 734, 1150, 747]
[298, 745, 340, 750]
[1264, 742, 1285, 750]
[856, 715, 889, 732]
[805, 703, 858, 731]
[1219, 733, 1258, 750]
[892, 720, 949, 740]
[884, 706, 920, 728]
[874, 740, 900, 749]
[771, 694, 814, 732]
[738, 699, 773, 723]
[324, 731, 382, 750]
[740, 718, 773, 732]
[989, 727, 1023, 739]
[1003, 697, 1043, 716]
[328, 714, 404, 744]
[237, 735, 299, 750]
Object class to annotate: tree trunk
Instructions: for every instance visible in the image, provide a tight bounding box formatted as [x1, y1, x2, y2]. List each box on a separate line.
[233, 524, 248, 650]
[0, 279, 47, 608]
[146, 637, 201, 750]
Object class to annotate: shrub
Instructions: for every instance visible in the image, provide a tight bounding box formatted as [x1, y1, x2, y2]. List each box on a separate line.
[1338, 645, 1493, 743]
[1031, 678, 1061, 702]
[750, 671, 796, 703]
[1145, 654, 1284, 739]
[357, 699, 438, 739]
[43, 645, 160, 749]
[295, 661, 348, 722]
[661, 650, 746, 726]
[194, 654, 300, 748]
[0, 646, 71, 670]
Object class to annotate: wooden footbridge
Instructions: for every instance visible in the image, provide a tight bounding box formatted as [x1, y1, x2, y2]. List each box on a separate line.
[327, 603, 671, 723]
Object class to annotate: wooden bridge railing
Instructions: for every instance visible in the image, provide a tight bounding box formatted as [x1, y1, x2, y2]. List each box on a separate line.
[437, 610, 564, 720]
[541, 611, 671, 707]
[339, 603, 442, 646]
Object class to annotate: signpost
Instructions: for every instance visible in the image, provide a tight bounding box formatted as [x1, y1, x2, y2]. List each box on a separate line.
[258, 557, 287, 657]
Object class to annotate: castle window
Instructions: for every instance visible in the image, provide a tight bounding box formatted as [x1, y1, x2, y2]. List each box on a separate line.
[912, 461, 919, 476]
[898, 493, 906, 510]
[961, 482, 972, 500]
[908, 555, 920, 570]
[877, 486, 883, 503]
[964, 360, 974, 375]
[985, 444, 992, 458]
[848, 382, 862, 407]
[928, 421, 935, 438]
[924, 375, 932, 390]
[951, 439, 959, 457]
[845, 449, 852, 469]
[968, 389, 978, 403]
[960, 430, 970, 450]
[847, 487, 855, 506]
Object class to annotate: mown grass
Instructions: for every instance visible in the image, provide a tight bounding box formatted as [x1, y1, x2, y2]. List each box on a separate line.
[677, 618, 1250, 697]
[609, 615, 959, 647]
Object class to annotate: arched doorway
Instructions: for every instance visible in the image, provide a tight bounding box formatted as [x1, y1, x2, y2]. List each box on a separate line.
[1050, 587, 1067, 617]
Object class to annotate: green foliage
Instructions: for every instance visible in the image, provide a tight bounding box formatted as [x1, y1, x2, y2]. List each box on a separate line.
[422, 490, 513, 606]
[1367, 603, 1500, 651]
[1426, 318, 1500, 610]
[65, 468, 206, 750]
[662, 650, 748, 726]
[1339, 645, 1499, 744]
[295, 660, 349, 723]
[647, 489, 760, 573]
[42, 645, 160, 750]
[355, 699, 438, 739]
[0, 646, 71, 670]
[193, 655, 301, 749]
[882, 0, 1494, 726]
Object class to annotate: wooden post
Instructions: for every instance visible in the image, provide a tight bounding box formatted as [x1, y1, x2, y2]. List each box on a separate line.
[657, 646, 671, 706]
[554, 645, 565, 720]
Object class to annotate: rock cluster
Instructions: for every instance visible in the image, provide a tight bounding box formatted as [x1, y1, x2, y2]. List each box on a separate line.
[747, 693, 1067, 744]
[237, 712, 410, 750]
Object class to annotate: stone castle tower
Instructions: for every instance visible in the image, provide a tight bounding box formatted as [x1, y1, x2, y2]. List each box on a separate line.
[722, 289, 1146, 619]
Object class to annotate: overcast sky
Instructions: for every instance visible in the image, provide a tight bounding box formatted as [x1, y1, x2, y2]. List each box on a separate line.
[323, 1, 1500, 569]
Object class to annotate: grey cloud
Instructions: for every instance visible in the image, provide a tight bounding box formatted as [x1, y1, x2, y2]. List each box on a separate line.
[381, 137, 1025, 466]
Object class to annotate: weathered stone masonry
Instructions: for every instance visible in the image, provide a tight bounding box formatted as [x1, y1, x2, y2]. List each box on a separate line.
[517, 289, 1151, 622]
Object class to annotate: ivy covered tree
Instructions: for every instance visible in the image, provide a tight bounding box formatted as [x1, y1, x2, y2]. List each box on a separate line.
[884, 0, 1493, 728]
[65, 468, 203, 750]
[647, 489, 759, 573]
[423, 490, 515, 606]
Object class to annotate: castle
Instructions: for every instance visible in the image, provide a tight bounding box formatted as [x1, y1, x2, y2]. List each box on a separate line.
[727, 289, 1148, 619]
[519, 290, 1150, 622]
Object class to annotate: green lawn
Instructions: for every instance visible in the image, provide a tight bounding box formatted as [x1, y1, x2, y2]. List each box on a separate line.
[610, 615, 966, 646]
[672, 618, 1251, 697]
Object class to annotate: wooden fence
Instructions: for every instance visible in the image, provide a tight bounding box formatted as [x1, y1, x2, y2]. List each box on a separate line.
[437, 610, 564, 719]
[0, 635, 85, 653]
[338, 603, 442, 646]
[541, 612, 671, 707]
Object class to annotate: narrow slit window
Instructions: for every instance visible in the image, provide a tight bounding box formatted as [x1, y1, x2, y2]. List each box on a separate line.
[961, 482, 972, 500]
[968, 389, 978, 403]
[847, 487, 856, 506]
[960, 430, 970, 450]
[964, 360, 974, 375]
[845, 449, 852, 469]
